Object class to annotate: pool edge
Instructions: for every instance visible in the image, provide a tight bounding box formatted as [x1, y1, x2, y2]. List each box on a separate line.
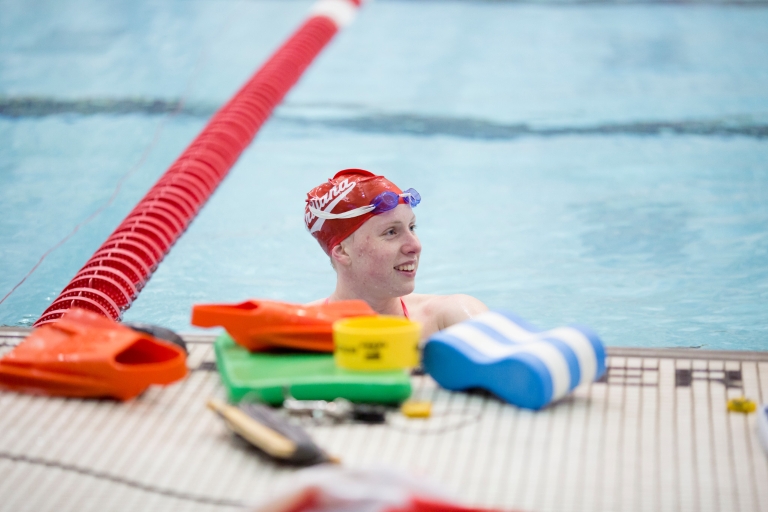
[2, 326, 767, 360]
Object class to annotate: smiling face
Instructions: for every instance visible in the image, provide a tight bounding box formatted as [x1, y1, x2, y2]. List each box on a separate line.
[332, 204, 421, 299]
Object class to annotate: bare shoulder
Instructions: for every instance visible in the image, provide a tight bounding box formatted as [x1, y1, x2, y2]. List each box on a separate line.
[403, 293, 483, 310]
[433, 294, 489, 330]
[403, 293, 488, 338]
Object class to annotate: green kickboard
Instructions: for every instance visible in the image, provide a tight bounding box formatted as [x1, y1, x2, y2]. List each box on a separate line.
[214, 334, 412, 405]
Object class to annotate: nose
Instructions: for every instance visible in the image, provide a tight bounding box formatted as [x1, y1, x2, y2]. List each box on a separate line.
[402, 229, 421, 256]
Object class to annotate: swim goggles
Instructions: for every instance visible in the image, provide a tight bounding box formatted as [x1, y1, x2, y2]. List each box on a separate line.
[309, 188, 421, 220]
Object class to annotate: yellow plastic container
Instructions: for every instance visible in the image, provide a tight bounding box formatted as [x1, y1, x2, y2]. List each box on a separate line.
[333, 315, 421, 371]
[727, 397, 756, 413]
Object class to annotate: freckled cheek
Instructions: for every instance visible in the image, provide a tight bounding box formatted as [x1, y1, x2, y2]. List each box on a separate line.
[364, 251, 386, 270]
[355, 236, 373, 259]
[361, 245, 392, 276]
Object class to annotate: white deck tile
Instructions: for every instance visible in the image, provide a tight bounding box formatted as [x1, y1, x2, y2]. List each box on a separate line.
[533, 392, 569, 512]
[480, 396, 520, 508]
[2, 332, 768, 511]
[745, 362, 768, 512]
[529, 409, 556, 508]
[656, 358, 677, 512]
[443, 394, 492, 497]
[675, 362, 699, 512]
[551, 387, 588, 512]
[497, 406, 535, 506]
[758, 362, 768, 404]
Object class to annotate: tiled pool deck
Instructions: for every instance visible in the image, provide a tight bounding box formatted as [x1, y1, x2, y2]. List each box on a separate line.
[1, 327, 767, 511]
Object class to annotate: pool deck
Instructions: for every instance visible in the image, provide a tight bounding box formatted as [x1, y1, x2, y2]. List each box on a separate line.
[1, 327, 767, 512]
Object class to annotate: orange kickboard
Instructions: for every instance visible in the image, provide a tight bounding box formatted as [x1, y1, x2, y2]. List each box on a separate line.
[191, 299, 375, 352]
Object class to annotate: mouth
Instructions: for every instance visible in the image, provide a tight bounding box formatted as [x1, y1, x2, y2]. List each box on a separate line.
[394, 262, 417, 274]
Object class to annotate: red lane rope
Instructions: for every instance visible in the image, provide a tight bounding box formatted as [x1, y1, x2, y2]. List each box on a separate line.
[35, 1, 363, 326]
[0, 2, 243, 312]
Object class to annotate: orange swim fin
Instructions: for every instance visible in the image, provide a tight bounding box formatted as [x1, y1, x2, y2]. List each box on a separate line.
[0, 308, 188, 401]
[191, 299, 376, 352]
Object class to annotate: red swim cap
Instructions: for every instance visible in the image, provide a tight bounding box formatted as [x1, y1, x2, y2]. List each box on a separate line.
[305, 169, 404, 255]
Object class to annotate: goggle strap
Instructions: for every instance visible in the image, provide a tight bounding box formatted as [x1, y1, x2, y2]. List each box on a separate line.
[308, 190, 418, 220]
[308, 204, 375, 220]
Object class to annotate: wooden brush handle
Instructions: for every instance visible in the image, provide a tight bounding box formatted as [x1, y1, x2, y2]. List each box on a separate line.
[207, 399, 296, 458]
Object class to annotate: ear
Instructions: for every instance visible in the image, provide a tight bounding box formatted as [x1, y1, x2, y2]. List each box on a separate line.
[330, 242, 352, 268]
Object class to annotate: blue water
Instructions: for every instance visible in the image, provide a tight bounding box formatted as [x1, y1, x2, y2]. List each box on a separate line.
[1, 0, 767, 350]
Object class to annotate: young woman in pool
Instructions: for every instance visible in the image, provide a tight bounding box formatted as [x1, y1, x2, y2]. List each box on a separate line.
[305, 169, 488, 340]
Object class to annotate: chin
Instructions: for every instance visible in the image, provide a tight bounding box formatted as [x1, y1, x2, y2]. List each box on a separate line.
[395, 280, 416, 297]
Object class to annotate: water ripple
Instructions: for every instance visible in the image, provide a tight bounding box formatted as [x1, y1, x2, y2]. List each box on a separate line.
[2, 96, 766, 139]
[281, 113, 768, 139]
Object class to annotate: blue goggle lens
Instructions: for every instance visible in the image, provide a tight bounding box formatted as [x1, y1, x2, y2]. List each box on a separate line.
[372, 191, 400, 213]
[370, 188, 420, 214]
[403, 188, 421, 207]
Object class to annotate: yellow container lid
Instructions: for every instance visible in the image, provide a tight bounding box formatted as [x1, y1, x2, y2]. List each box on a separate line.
[333, 315, 421, 372]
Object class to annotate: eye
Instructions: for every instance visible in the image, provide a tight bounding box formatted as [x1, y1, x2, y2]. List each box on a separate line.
[410, 224, 417, 232]
[386, 228, 397, 236]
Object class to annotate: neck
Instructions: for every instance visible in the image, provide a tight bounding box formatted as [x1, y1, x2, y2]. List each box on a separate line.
[330, 281, 404, 316]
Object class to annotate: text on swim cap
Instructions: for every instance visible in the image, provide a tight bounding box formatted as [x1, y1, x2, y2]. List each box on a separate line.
[305, 178, 356, 228]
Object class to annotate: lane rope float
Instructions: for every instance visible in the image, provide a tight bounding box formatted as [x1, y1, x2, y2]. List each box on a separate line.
[34, 0, 365, 327]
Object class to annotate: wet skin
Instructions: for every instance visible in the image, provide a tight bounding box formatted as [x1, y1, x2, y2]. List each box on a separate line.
[324, 204, 488, 339]
[331, 204, 420, 306]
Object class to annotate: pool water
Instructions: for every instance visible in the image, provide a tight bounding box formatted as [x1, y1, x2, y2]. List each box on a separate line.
[1, 0, 767, 350]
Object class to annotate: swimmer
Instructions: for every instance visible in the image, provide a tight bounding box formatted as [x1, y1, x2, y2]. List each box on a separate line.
[305, 169, 488, 340]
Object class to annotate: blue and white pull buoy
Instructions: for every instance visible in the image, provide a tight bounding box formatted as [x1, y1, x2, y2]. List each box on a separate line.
[423, 311, 606, 410]
[758, 403, 768, 455]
